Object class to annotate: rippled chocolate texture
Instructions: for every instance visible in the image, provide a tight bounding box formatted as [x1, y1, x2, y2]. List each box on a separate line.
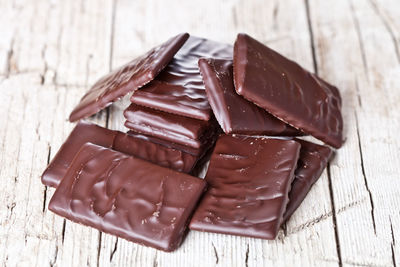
[234, 33, 343, 148]
[44, 32, 344, 250]
[69, 33, 189, 122]
[199, 58, 301, 135]
[131, 36, 232, 121]
[283, 139, 333, 222]
[125, 131, 217, 178]
[49, 143, 206, 252]
[189, 135, 301, 239]
[113, 131, 198, 174]
[126, 130, 214, 157]
[42, 121, 198, 187]
[42, 122, 114, 187]
[124, 104, 216, 149]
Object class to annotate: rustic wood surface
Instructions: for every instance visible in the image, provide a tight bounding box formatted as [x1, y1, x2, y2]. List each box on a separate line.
[0, 0, 399, 266]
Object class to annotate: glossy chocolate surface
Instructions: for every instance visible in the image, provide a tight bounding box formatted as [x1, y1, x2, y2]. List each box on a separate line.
[42, 121, 198, 187]
[131, 36, 232, 121]
[124, 104, 215, 148]
[69, 33, 189, 122]
[113, 131, 198, 174]
[199, 58, 301, 135]
[126, 130, 214, 157]
[49, 143, 206, 252]
[189, 135, 300, 239]
[283, 139, 333, 222]
[42, 122, 115, 187]
[234, 33, 343, 148]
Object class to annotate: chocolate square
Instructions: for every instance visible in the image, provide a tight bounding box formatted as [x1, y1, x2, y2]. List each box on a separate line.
[69, 33, 189, 122]
[283, 139, 333, 221]
[124, 104, 216, 149]
[131, 36, 232, 121]
[42, 121, 199, 187]
[49, 143, 206, 251]
[189, 135, 300, 239]
[234, 33, 343, 148]
[199, 58, 301, 135]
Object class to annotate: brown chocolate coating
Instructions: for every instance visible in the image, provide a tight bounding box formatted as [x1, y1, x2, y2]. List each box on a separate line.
[234, 33, 343, 148]
[69, 33, 189, 122]
[42, 122, 115, 187]
[113, 132, 198, 174]
[125, 130, 218, 179]
[49, 143, 206, 252]
[124, 104, 215, 149]
[283, 139, 333, 222]
[189, 135, 300, 240]
[126, 130, 215, 157]
[131, 36, 232, 121]
[199, 58, 302, 135]
[41, 121, 199, 187]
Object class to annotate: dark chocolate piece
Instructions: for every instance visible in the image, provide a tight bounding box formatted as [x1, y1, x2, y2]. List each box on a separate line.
[131, 36, 232, 121]
[69, 33, 189, 122]
[49, 143, 206, 252]
[199, 58, 301, 135]
[42, 122, 115, 187]
[125, 131, 218, 178]
[42, 121, 198, 187]
[126, 130, 214, 157]
[113, 132, 198, 174]
[234, 33, 343, 148]
[283, 139, 333, 222]
[189, 135, 300, 239]
[124, 104, 215, 149]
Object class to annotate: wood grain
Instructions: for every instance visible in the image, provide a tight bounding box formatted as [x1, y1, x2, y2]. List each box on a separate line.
[0, 0, 398, 266]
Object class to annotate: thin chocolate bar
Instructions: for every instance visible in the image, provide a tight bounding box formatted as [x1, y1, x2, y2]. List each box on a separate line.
[69, 33, 189, 122]
[42, 122, 115, 187]
[113, 132, 198, 174]
[199, 58, 302, 135]
[283, 139, 333, 222]
[124, 104, 216, 149]
[131, 36, 232, 121]
[42, 121, 198, 187]
[189, 135, 300, 239]
[234, 33, 343, 148]
[49, 143, 206, 252]
[126, 130, 216, 157]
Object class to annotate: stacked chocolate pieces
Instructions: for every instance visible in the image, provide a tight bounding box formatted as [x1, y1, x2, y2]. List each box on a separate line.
[125, 36, 233, 160]
[42, 32, 343, 251]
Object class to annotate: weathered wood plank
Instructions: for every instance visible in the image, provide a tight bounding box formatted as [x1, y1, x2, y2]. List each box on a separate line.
[0, 0, 113, 266]
[0, 0, 399, 266]
[351, 1, 400, 266]
[309, 0, 400, 266]
[0, 1, 16, 78]
[44, 0, 114, 265]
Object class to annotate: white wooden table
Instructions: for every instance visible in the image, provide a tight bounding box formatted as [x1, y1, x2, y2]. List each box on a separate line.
[0, 0, 399, 266]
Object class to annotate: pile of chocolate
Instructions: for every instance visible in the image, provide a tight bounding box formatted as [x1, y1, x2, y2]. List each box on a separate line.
[42, 33, 344, 252]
